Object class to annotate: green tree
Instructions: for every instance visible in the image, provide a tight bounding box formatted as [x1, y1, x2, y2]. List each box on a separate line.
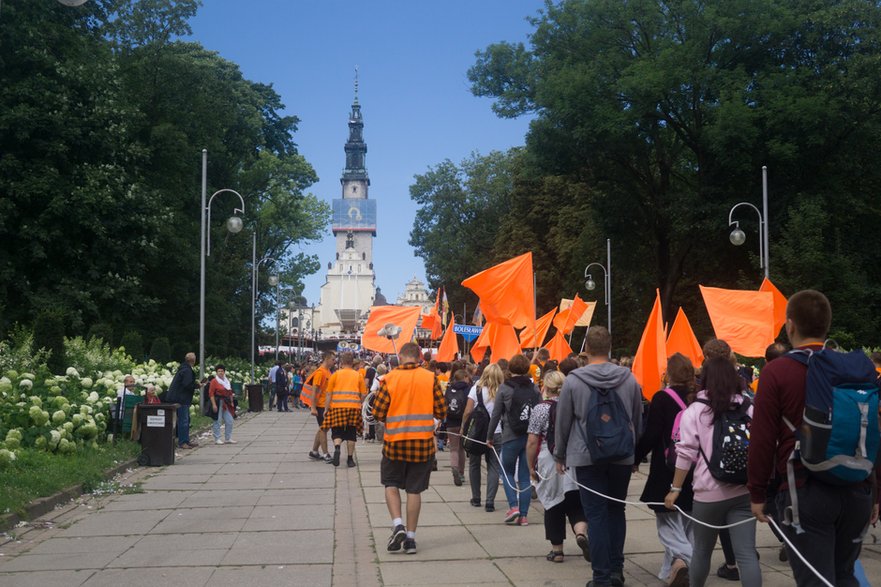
[120, 331, 145, 361]
[466, 0, 881, 348]
[149, 336, 171, 363]
[34, 310, 66, 375]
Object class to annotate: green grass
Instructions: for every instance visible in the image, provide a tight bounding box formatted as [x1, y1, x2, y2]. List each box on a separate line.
[0, 441, 141, 518]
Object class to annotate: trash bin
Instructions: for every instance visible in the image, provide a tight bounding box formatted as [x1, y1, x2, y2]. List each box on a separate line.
[134, 403, 178, 466]
[246, 384, 264, 412]
[231, 382, 243, 398]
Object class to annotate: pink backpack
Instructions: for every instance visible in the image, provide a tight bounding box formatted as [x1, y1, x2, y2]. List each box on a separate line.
[663, 388, 688, 471]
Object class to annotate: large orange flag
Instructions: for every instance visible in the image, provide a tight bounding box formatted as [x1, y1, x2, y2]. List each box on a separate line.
[631, 291, 666, 400]
[421, 308, 443, 340]
[561, 298, 597, 327]
[436, 319, 459, 362]
[553, 294, 588, 335]
[361, 306, 422, 354]
[759, 277, 787, 336]
[546, 331, 573, 362]
[520, 308, 556, 349]
[461, 253, 534, 328]
[470, 322, 521, 363]
[700, 286, 774, 358]
[665, 307, 704, 367]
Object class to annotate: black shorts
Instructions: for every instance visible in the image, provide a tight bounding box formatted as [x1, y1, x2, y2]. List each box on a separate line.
[380, 456, 433, 494]
[332, 426, 358, 442]
[314, 407, 325, 426]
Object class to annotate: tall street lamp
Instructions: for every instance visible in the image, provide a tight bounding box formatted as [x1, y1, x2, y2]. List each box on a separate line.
[199, 149, 245, 388]
[250, 231, 274, 383]
[584, 238, 612, 340]
[728, 166, 770, 279]
[270, 276, 280, 360]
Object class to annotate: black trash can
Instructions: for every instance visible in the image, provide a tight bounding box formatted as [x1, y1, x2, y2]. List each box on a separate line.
[135, 403, 178, 466]
[246, 384, 264, 412]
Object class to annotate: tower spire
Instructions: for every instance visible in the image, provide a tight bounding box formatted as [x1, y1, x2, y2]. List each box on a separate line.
[354, 66, 359, 105]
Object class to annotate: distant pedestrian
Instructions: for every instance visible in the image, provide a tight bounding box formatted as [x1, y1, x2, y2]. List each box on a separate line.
[462, 363, 503, 512]
[443, 369, 470, 486]
[268, 360, 282, 410]
[307, 352, 336, 463]
[209, 365, 236, 445]
[166, 352, 204, 450]
[291, 367, 304, 409]
[322, 352, 367, 467]
[373, 342, 446, 555]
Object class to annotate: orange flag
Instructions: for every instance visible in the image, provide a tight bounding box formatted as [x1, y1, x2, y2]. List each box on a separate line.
[553, 294, 588, 335]
[421, 308, 443, 340]
[546, 331, 573, 362]
[436, 318, 459, 362]
[361, 306, 422, 354]
[759, 277, 787, 336]
[470, 322, 521, 363]
[520, 308, 556, 349]
[561, 298, 596, 327]
[700, 286, 774, 358]
[461, 253, 534, 328]
[665, 307, 704, 367]
[631, 290, 666, 400]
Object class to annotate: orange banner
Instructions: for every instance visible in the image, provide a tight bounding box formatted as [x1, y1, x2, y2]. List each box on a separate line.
[470, 321, 521, 363]
[759, 277, 787, 336]
[546, 331, 573, 363]
[560, 298, 596, 327]
[436, 319, 459, 362]
[631, 291, 666, 399]
[361, 306, 422, 354]
[665, 307, 704, 367]
[700, 286, 774, 358]
[520, 308, 556, 349]
[461, 252, 534, 329]
[553, 294, 588, 335]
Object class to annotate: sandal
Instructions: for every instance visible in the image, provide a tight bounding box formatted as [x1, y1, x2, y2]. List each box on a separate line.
[545, 550, 564, 563]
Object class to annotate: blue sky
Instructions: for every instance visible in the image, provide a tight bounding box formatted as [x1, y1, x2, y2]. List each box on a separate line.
[188, 1, 542, 305]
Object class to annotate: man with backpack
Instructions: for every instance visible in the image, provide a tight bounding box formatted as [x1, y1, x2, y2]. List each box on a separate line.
[444, 369, 471, 486]
[748, 290, 880, 586]
[555, 326, 643, 587]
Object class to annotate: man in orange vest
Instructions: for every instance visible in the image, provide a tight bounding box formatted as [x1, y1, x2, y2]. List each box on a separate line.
[307, 351, 336, 463]
[321, 352, 367, 467]
[372, 342, 446, 555]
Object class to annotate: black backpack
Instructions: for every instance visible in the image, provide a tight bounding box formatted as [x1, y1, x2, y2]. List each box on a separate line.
[540, 399, 558, 455]
[585, 386, 635, 463]
[463, 388, 491, 456]
[202, 378, 218, 419]
[507, 379, 538, 436]
[696, 397, 752, 484]
[444, 381, 469, 422]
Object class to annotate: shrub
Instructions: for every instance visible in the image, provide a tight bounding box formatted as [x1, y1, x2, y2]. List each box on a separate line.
[34, 310, 66, 375]
[0, 326, 50, 375]
[171, 341, 191, 363]
[149, 337, 171, 363]
[86, 323, 113, 344]
[119, 331, 144, 362]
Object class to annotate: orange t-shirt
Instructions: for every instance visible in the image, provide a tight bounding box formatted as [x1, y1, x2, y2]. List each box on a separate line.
[311, 366, 333, 408]
[529, 364, 540, 385]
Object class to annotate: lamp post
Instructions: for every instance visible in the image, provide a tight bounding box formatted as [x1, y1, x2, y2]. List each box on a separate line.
[269, 275, 280, 361]
[584, 238, 612, 339]
[727, 166, 770, 279]
[199, 150, 245, 387]
[250, 232, 274, 383]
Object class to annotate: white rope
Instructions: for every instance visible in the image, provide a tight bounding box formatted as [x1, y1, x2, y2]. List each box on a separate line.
[442, 429, 832, 586]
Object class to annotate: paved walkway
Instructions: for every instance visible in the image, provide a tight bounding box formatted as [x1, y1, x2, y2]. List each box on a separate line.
[1, 410, 879, 586]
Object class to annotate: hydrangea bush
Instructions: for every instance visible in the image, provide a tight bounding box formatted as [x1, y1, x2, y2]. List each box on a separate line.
[0, 335, 267, 466]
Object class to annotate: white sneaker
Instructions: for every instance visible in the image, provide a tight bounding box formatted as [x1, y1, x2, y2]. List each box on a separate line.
[215, 439, 224, 445]
[226, 439, 237, 444]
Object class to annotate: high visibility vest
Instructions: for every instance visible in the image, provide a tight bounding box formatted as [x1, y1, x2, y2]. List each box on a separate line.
[328, 368, 365, 410]
[301, 367, 331, 408]
[383, 367, 436, 441]
[301, 373, 316, 407]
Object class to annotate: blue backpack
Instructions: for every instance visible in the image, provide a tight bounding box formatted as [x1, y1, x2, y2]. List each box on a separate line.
[585, 386, 635, 463]
[784, 348, 880, 485]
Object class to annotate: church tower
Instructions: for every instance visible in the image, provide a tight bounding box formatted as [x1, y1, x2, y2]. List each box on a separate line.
[316, 73, 377, 334]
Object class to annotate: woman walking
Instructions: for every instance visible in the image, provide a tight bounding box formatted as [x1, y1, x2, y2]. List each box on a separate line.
[487, 354, 541, 526]
[209, 365, 236, 445]
[462, 363, 503, 512]
[665, 356, 760, 587]
[527, 370, 588, 563]
[635, 353, 696, 586]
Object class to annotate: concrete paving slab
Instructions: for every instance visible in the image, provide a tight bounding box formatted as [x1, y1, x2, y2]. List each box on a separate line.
[56, 510, 169, 537]
[367, 502, 462, 527]
[241, 505, 334, 531]
[222, 529, 334, 565]
[0, 551, 118, 571]
[178, 490, 262, 508]
[215, 462, 279, 475]
[468, 523, 554, 558]
[256, 488, 333, 506]
[134, 532, 237, 551]
[373, 525, 483, 562]
[159, 464, 224, 476]
[208, 564, 332, 587]
[379, 560, 509, 585]
[24, 535, 139, 555]
[148, 515, 247, 535]
[99, 491, 192, 512]
[0, 570, 95, 587]
[494, 556, 592, 587]
[108, 546, 228, 568]
[81, 567, 213, 587]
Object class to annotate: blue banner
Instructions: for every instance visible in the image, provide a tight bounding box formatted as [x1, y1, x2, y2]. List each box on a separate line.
[453, 324, 483, 342]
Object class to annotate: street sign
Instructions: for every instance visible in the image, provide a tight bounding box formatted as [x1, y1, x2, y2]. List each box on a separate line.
[453, 324, 483, 342]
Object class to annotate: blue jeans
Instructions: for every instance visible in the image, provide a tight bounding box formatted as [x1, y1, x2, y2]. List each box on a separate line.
[576, 463, 632, 586]
[213, 402, 234, 441]
[500, 435, 531, 515]
[176, 403, 190, 445]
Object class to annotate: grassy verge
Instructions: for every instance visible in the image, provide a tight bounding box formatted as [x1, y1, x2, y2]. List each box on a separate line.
[0, 441, 141, 518]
